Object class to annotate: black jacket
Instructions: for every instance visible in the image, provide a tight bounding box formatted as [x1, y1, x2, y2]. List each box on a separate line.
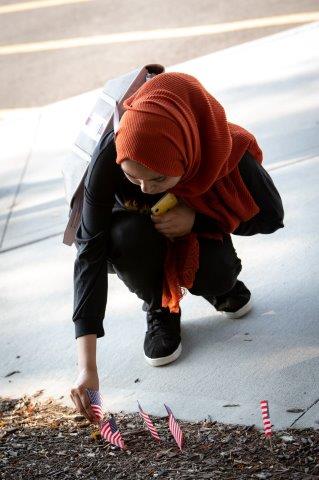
[72, 130, 284, 338]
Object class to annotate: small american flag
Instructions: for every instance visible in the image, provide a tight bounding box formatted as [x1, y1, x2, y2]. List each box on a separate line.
[137, 401, 161, 441]
[164, 404, 184, 451]
[100, 415, 125, 449]
[260, 400, 272, 437]
[86, 388, 104, 422]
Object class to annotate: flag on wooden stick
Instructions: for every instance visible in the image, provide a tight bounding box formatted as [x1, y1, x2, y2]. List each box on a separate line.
[164, 404, 184, 451]
[100, 415, 126, 449]
[260, 400, 272, 437]
[137, 401, 161, 441]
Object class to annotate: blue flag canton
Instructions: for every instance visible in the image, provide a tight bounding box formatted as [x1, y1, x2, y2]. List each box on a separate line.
[164, 403, 173, 416]
[86, 389, 102, 407]
[109, 415, 119, 433]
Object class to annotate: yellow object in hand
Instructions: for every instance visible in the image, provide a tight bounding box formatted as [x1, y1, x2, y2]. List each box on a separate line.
[151, 193, 178, 216]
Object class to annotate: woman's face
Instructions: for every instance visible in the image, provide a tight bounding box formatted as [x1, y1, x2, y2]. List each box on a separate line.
[120, 159, 182, 194]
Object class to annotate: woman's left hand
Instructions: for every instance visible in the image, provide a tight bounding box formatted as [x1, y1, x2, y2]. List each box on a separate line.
[151, 201, 195, 238]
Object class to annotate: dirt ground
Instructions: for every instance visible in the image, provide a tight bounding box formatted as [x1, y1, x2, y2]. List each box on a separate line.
[1, 392, 318, 480]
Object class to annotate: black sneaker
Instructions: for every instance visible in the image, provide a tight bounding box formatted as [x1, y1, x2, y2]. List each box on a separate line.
[214, 280, 252, 319]
[143, 307, 182, 367]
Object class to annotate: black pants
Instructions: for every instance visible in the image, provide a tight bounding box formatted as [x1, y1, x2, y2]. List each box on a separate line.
[107, 210, 249, 312]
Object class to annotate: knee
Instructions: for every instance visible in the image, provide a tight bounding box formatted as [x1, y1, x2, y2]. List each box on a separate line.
[189, 259, 242, 297]
[109, 212, 165, 258]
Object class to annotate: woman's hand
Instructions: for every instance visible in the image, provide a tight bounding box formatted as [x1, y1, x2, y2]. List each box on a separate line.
[70, 367, 99, 423]
[151, 201, 195, 238]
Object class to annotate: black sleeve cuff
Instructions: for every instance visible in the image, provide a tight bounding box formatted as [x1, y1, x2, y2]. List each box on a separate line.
[192, 212, 219, 233]
[74, 318, 105, 339]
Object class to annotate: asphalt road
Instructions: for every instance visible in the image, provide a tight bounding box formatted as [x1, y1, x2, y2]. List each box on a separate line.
[1, 0, 318, 110]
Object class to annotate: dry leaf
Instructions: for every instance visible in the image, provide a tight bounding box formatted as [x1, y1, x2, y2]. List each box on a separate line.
[90, 430, 101, 440]
[26, 404, 35, 415]
[33, 390, 44, 398]
[49, 420, 60, 430]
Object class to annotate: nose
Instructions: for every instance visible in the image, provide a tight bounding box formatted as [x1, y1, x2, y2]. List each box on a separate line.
[140, 181, 153, 194]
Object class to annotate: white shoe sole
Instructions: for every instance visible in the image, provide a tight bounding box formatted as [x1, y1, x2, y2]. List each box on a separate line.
[144, 342, 182, 367]
[221, 297, 253, 319]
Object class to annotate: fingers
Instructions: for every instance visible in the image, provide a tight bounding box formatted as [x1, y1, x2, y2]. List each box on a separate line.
[155, 224, 179, 236]
[152, 218, 175, 230]
[153, 219, 177, 234]
[154, 223, 171, 231]
[70, 388, 96, 423]
[151, 212, 174, 224]
[70, 392, 90, 422]
[151, 214, 162, 223]
[80, 389, 98, 423]
[151, 213, 185, 238]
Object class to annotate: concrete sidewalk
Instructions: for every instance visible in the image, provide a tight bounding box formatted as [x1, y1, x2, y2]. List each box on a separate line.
[1, 22, 318, 431]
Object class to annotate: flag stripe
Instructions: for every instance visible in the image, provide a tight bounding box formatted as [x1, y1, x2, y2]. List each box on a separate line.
[259, 400, 272, 437]
[100, 420, 125, 448]
[164, 404, 184, 451]
[86, 389, 104, 421]
[137, 401, 161, 441]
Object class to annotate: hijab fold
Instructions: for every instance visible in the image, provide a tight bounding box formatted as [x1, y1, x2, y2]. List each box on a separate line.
[115, 72, 263, 312]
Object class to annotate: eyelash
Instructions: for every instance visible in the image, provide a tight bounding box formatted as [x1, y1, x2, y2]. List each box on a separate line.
[125, 174, 165, 183]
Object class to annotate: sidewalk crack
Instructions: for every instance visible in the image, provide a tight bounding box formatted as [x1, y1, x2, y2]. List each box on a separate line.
[0, 230, 64, 254]
[267, 152, 319, 172]
[0, 112, 42, 250]
[289, 397, 319, 427]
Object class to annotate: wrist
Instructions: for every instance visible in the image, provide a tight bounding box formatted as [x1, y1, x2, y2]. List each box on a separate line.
[74, 366, 99, 391]
[77, 364, 97, 373]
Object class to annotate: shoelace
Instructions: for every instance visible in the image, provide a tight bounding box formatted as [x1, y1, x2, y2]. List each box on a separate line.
[147, 308, 170, 336]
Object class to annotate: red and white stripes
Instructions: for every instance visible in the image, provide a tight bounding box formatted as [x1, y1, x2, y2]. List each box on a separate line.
[260, 400, 272, 436]
[164, 404, 184, 451]
[100, 417, 125, 449]
[137, 401, 161, 441]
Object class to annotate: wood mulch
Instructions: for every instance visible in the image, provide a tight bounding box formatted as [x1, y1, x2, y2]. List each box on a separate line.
[0, 392, 318, 479]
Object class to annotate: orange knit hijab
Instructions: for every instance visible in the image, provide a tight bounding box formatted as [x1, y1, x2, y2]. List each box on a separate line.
[115, 72, 263, 313]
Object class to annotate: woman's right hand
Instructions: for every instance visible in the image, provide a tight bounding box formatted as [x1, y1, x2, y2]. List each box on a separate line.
[70, 367, 99, 423]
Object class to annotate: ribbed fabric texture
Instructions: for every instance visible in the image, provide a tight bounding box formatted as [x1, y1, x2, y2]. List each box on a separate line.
[115, 72, 263, 313]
